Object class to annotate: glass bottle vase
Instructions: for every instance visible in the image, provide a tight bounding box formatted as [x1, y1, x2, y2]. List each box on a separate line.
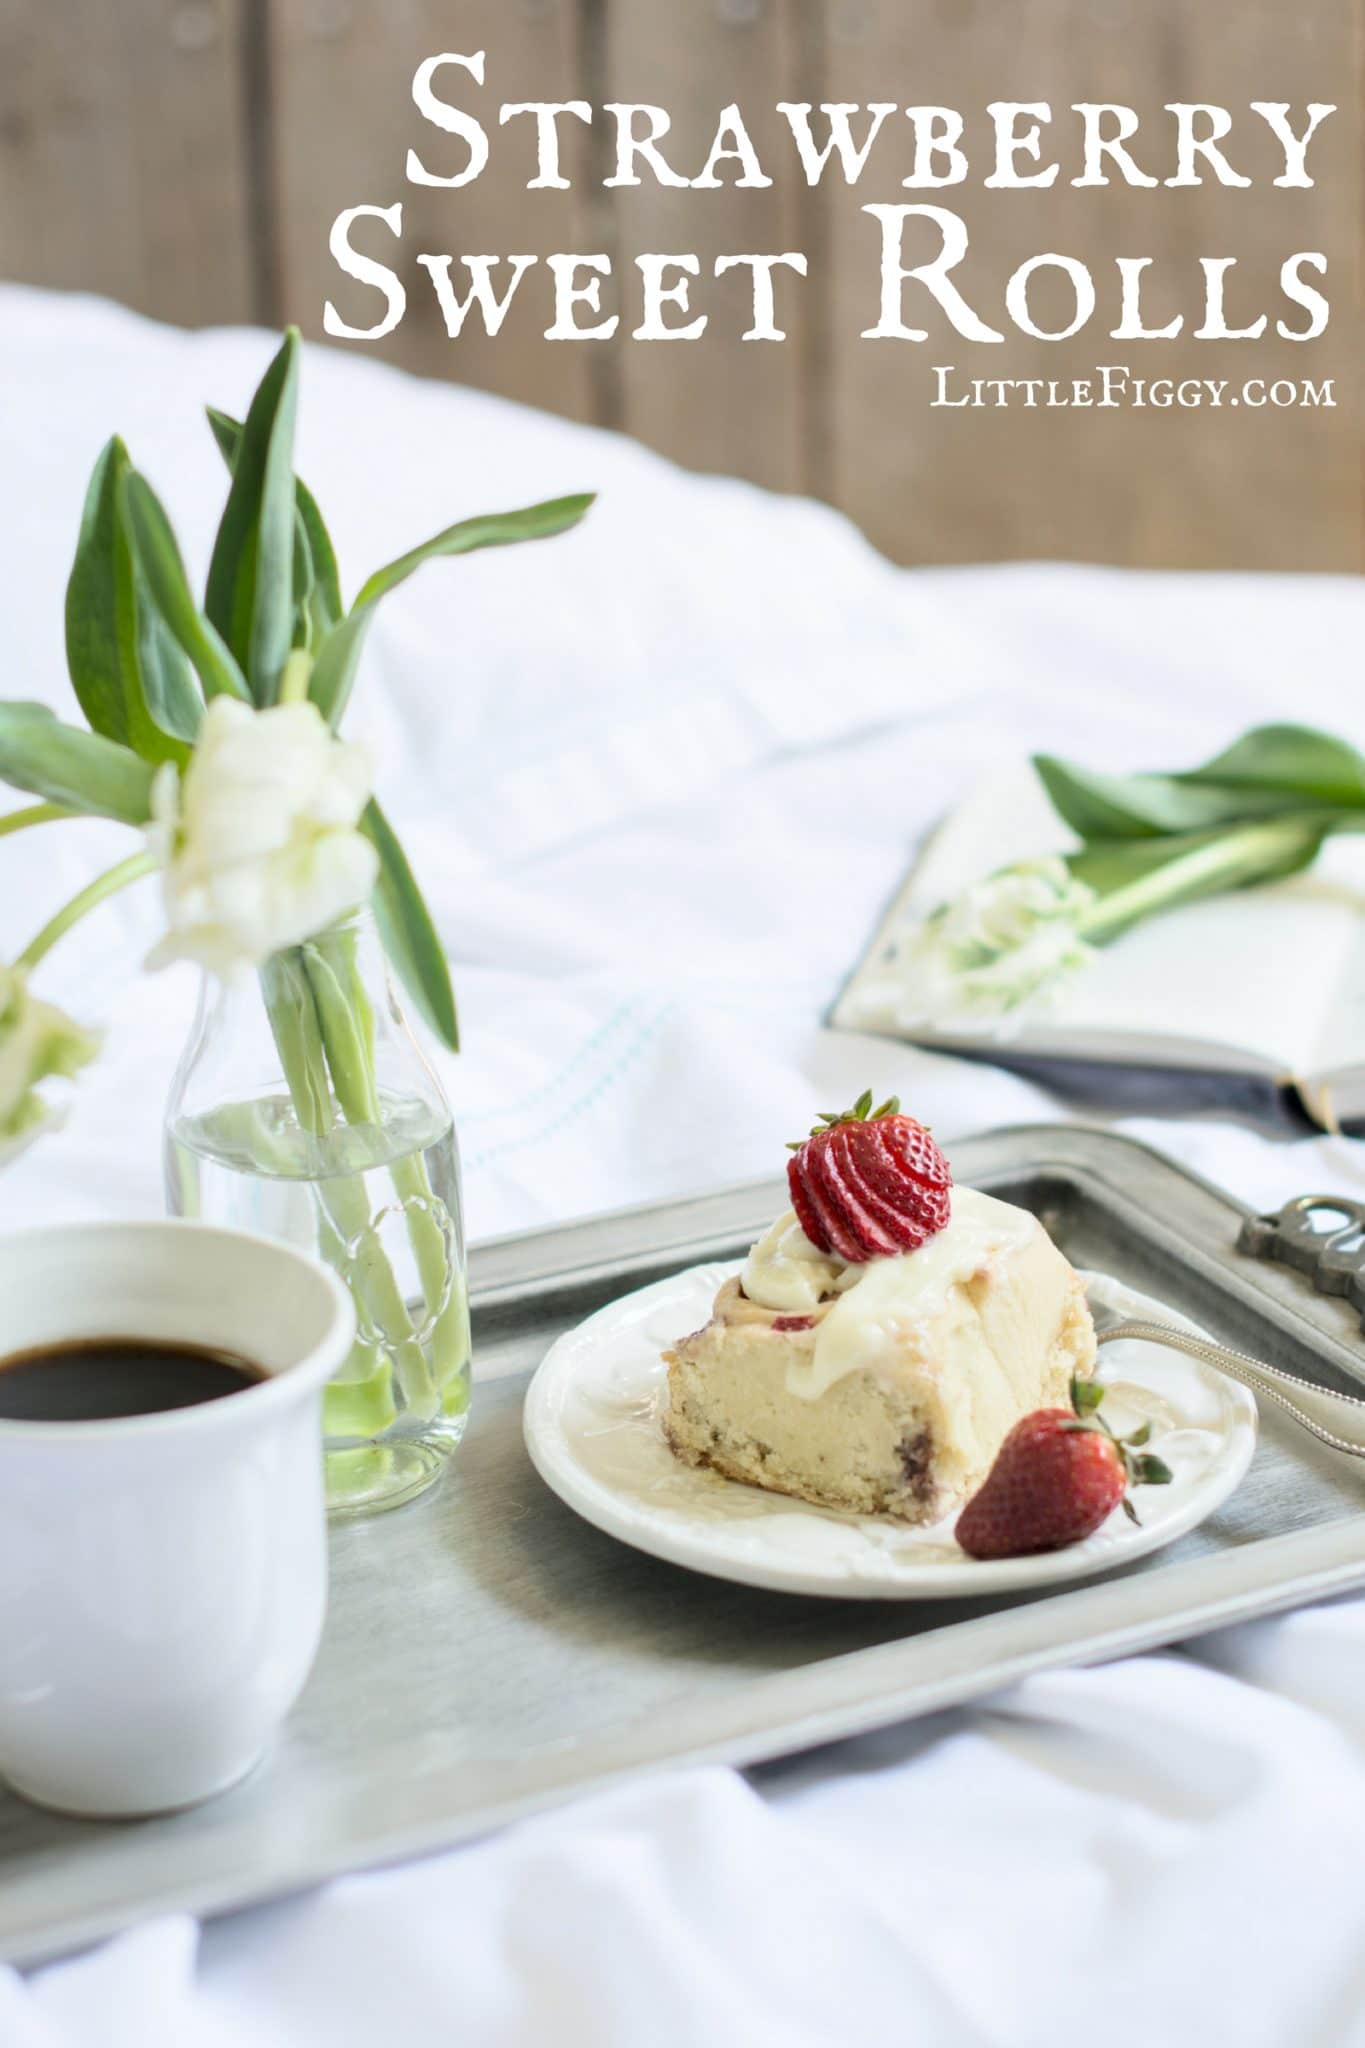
[163, 909, 470, 1516]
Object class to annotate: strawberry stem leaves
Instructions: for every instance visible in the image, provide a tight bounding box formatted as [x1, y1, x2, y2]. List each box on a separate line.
[1066, 1375, 1173, 1520]
[1132, 1453, 1173, 1486]
[787, 1088, 904, 1149]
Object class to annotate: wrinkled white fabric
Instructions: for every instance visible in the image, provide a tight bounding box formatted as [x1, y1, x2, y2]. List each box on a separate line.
[1, 289, 1363, 2044]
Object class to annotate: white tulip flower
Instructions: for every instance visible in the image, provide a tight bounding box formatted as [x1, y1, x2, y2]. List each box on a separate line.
[146, 697, 380, 978]
[881, 857, 1099, 1030]
[0, 963, 99, 1166]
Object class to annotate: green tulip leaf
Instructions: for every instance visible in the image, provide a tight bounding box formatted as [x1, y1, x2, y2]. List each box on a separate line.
[291, 516, 317, 641]
[64, 436, 197, 765]
[134, 601, 203, 747]
[353, 493, 594, 613]
[0, 703, 156, 823]
[1179, 723, 1365, 806]
[308, 608, 376, 729]
[1031, 752, 1350, 842]
[206, 404, 344, 645]
[120, 472, 252, 706]
[204, 329, 301, 705]
[309, 494, 595, 728]
[1034, 757, 1237, 839]
[1037, 722, 1365, 847]
[362, 798, 458, 1052]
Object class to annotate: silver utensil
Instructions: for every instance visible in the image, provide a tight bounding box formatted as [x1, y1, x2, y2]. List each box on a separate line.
[1092, 1299, 1365, 1459]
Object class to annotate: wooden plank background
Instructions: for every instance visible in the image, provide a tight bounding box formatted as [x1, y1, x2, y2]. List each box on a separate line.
[0, 0, 1357, 570]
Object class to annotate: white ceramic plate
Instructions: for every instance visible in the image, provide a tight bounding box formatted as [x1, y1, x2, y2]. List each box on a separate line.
[523, 1262, 1259, 1599]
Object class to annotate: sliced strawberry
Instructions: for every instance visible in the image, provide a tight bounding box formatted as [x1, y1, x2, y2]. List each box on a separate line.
[835, 1126, 939, 1252]
[855, 1120, 951, 1215]
[786, 1092, 953, 1264]
[792, 1144, 867, 1262]
[786, 1157, 830, 1254]
[824, 1125, 909, 1257]
[893, 1118, 955, 1191]
[845, 1119, 950, 1241]
[880, 1123, 951, 1224]
[811, 1139, 898, 1260]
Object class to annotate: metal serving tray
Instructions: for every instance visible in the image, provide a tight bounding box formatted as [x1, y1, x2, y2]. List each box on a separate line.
[7, 1125, 1365, 1968]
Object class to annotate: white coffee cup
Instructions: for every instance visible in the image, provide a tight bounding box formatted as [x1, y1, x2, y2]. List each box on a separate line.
[0, 1220, 353, 1817]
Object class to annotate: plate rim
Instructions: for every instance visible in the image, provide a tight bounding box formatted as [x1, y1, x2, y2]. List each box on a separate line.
[523, 1260, 1259, 1600]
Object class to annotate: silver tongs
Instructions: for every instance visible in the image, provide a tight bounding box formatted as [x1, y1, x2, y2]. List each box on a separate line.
[1090, 1191, 1365, 1459]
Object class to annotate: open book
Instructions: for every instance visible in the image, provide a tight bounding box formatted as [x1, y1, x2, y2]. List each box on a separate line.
[834, 764, 1365, 1134]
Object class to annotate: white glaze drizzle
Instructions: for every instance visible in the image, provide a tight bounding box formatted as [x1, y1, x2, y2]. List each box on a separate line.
[743, 1187, 1039, 1401]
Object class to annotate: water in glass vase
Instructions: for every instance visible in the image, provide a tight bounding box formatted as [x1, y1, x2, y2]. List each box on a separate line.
[166, 1090, 471, 1516]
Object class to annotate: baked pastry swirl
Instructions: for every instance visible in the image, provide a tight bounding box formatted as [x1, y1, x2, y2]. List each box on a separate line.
[664, 1102, 1095, 1523]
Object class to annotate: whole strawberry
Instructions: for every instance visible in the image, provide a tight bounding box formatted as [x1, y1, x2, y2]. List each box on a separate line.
[956, 1380, 1172, 1560]
[787, 1090, 951, 1262]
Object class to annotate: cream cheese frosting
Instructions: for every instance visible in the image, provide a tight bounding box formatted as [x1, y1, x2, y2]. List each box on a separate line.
[740, 1212, 856, 1313]
[742, 1187, 1041, 1401]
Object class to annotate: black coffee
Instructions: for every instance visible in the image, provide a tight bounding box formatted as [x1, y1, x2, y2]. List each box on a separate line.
[0, 1339, 266, 1422]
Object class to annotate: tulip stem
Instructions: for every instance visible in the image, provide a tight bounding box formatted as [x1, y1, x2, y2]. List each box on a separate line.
[277, 650, 314, 705]
[1072, 817, 1343, 947]
[0, 803, 72, 839]
[259, 939, 440, 1422]
[16, 852, 157, 973]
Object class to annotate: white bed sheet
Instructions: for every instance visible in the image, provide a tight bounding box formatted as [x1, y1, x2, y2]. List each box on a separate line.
[3, 290, 1365, 2045]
